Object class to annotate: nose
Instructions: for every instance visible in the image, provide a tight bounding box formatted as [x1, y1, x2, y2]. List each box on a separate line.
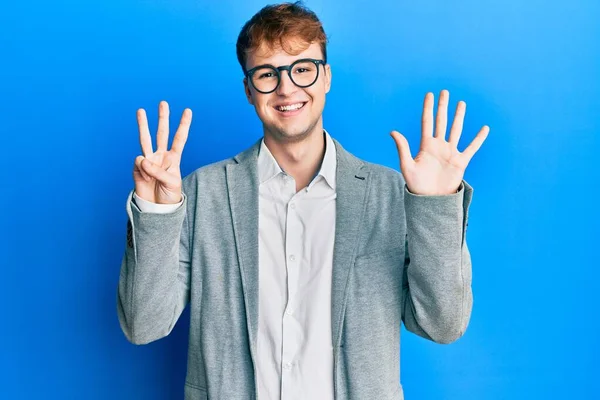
[276, 70, 298, 96]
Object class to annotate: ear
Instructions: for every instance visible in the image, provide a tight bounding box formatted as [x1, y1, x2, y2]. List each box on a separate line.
[324, 64, 332, 94]
[243, 77, 254, 105]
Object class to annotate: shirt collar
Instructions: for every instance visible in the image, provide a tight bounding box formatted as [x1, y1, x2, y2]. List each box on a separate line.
[257, 129, 337, 190]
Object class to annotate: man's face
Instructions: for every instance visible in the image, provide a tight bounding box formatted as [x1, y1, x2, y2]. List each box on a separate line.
[243, 41, 331, 143]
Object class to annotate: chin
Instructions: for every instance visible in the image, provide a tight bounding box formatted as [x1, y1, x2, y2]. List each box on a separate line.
[269, 122, 318, 143]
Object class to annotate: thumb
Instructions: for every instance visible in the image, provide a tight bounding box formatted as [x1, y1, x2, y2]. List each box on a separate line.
[390, 131, 414, 170]
[140, 157, 176, 186]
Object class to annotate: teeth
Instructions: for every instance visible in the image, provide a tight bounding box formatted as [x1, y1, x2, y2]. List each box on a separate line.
[277, 103, 304, 111]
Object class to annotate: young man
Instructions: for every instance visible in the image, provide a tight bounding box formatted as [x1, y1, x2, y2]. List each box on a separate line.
[117, 2, 489, 399]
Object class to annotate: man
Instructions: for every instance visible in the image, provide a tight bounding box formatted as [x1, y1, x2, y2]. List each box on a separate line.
[117, 2, 489, 399]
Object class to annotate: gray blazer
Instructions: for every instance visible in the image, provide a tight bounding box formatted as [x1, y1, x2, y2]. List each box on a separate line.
[117, 137, 473, 400]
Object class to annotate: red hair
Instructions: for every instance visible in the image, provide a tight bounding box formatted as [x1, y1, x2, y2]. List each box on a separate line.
[236, 2, 328, 73]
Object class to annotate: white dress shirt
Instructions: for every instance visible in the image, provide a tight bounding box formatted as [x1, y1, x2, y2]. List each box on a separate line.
[133, 131, 337, 400]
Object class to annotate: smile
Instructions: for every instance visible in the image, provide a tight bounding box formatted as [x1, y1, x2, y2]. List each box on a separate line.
[274, 102, 307, 113]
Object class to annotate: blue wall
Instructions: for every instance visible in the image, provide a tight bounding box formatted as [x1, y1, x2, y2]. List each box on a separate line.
[2, 0, 598, 398]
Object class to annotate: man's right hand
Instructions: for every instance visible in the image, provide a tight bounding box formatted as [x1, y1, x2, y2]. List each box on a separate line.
[133, 101, 192, 204]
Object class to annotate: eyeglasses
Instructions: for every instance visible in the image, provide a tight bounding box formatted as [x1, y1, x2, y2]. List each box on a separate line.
[245, 58, 326, 94]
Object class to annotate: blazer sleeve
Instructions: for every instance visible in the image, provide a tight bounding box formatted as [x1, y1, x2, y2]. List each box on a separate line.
[116, 190, 191, 345]
[401, 180, 473, 344]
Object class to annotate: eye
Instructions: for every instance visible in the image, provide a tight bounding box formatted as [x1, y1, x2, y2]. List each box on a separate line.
[258, 72, 274, 79]
[295, 67, 311, 74]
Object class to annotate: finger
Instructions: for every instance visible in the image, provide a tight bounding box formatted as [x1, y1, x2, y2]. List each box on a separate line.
[422, 92, 434, 141]
[435, 89, 449, 139]
[140, 157, 178, 186]
[390, 131, 415, 171]
[161, 155, 174, 172]
[134, 155, 151, 181]
[156, 101, 170, 152]
[448, 101, 466, 147]
[137, 109, 153, 156]
[171, 108, 193, 154]
[461, 125, 490, 163]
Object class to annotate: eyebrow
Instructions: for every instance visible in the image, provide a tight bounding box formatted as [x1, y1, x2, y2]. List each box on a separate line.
[247, 58, 318, 71]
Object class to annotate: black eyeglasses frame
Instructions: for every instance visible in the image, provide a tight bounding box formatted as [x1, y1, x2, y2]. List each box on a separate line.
[245, 58, 326, 94]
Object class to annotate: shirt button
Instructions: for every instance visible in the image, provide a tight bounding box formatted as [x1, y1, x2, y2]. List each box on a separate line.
[289, 255, 296, 262]
[285, 308, 293, 316]
[290, 202, 296, 210]
[283, 362, 293, 370]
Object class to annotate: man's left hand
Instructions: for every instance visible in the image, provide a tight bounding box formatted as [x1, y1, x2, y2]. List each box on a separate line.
[391, 89, 489, 195]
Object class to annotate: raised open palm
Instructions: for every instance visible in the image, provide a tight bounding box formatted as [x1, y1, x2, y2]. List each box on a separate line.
[133, 101, 192, 204]
[391, 90, 489, 195]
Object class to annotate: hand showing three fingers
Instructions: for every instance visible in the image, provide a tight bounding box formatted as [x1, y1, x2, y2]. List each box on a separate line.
[391, 90, 489, 196]
[133, 101, 193, 204]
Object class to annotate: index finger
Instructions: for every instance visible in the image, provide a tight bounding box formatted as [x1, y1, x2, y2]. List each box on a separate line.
[137, 108, 153, 156]
[171, 108, 192, 154]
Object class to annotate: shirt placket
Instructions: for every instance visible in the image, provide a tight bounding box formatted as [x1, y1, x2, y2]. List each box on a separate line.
[281, 173, 303, 399]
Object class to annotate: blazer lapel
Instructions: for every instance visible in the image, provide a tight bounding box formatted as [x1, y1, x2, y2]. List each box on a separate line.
[226, 139, 262, 363]
[330, 138, 370, 349]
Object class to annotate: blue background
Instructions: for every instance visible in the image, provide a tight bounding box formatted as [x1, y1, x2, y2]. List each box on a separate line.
[1, 0, 598, 399]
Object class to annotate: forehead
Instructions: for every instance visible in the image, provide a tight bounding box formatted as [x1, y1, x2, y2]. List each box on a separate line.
[246, 40, 323, 69]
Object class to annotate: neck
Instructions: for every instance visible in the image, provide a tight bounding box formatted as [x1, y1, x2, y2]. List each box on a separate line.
[263, 124, 326, 192]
